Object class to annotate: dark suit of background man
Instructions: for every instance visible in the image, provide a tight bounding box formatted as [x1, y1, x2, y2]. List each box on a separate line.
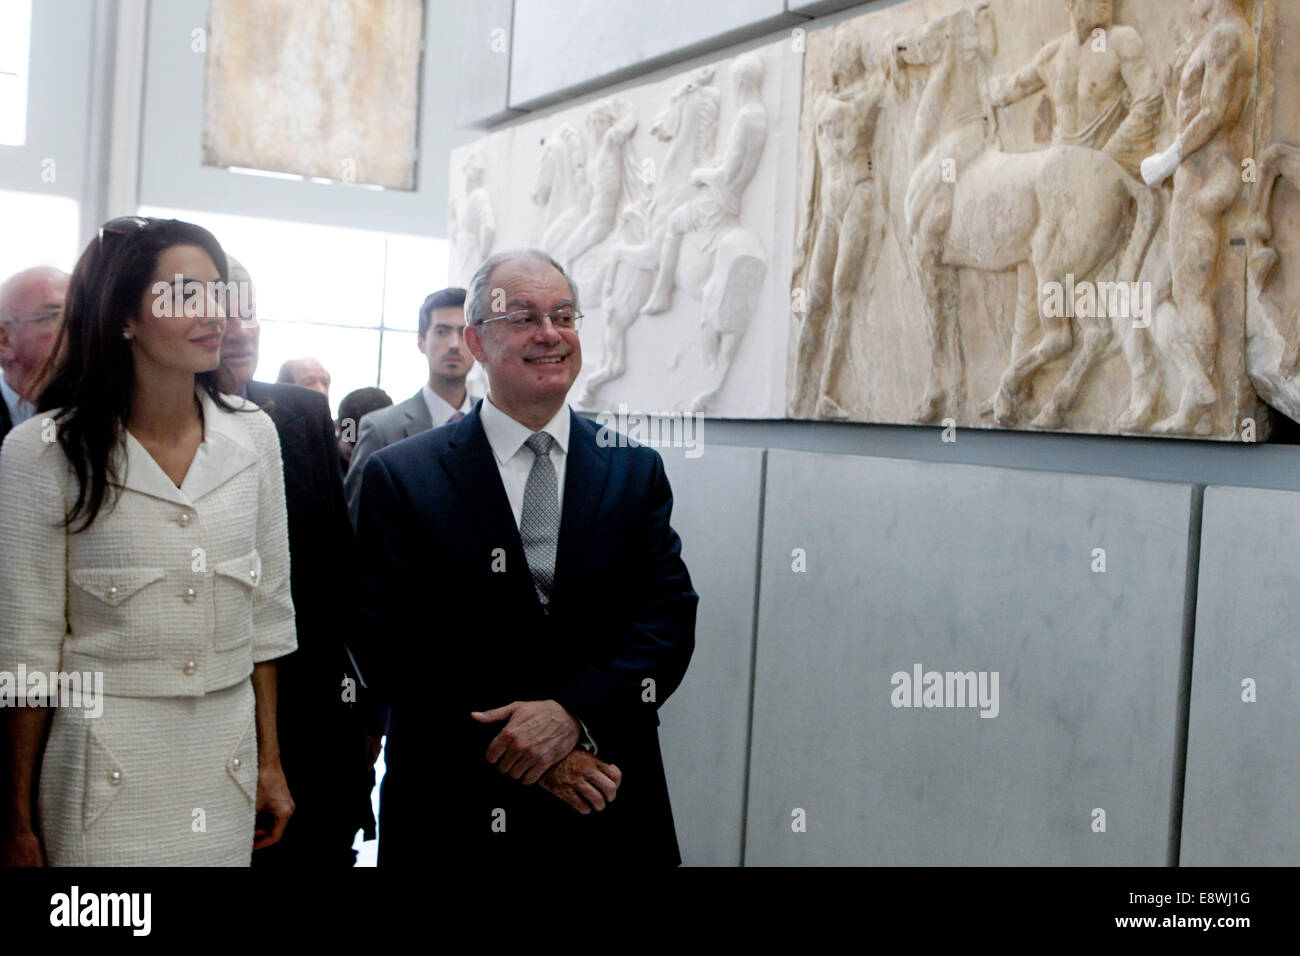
[344, 287, 480, 528]
[219, 259, 374, 866]
[337, 387, 393, 475]
[356, 249, 697, 865]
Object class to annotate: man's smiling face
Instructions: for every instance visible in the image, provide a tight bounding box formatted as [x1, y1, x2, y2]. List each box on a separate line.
[466, 257, 581, 413]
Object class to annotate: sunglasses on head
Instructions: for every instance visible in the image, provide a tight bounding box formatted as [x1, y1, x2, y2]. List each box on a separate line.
[97, 216, 153, 247]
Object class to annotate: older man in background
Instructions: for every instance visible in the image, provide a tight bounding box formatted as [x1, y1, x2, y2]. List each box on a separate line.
[0, 266, 67, 446]
[278, 356, 332, 400]
[0, 265, 68, 852]
[219, 257, 376, 867]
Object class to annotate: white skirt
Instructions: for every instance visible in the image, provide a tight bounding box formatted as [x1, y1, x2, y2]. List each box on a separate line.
[39, 678, 257, 866]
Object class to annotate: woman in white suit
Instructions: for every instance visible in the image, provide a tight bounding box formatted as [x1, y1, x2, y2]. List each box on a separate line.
[0, 217, 297, 865]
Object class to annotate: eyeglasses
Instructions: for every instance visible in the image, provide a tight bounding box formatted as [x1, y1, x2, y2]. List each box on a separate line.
[2, 305, 62, 327]
[97, 215, 152, 246]
[477, 308, 584, 332]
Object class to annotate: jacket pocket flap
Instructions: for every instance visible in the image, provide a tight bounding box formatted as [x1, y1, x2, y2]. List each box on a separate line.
[214, 549, 263, 589]
[226, 711, 258, 804]
[83, 721, 126, 830]
[71, 567, 166, 606]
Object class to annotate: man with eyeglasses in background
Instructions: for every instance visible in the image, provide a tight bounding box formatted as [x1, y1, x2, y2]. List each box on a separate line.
[344, 286, 480, 527]
[216, 256, 376, 868]
[0, 266, 68, 448]
[354, 249, 696, 866]
[0, 265, 67, 865]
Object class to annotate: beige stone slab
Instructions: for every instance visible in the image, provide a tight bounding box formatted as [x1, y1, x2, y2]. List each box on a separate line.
[202, 0, 423, 190]
[789, 0, 1279, 441]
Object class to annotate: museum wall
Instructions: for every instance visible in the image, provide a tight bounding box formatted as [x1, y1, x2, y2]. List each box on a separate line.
[8, 0, 1292, 865]
[451, 0, 1300, 864]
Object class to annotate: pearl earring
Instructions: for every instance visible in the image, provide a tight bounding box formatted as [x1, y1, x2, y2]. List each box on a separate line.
[122, 330, 133, 340]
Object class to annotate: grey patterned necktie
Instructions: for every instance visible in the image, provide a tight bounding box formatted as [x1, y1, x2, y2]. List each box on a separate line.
[520, 432, 559, 606]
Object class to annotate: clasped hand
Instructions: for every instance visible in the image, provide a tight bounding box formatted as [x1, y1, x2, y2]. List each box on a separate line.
[472, 699, 622, 813]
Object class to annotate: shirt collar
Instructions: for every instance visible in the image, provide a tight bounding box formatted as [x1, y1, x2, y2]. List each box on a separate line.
[421, 382, 472, 427]
[480, 394, 570, 466]
[118, 386, 260, 506]
[0, 369, 35, 425]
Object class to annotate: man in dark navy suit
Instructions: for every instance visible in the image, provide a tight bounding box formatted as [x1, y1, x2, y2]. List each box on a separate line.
[356, 249, 696, 865]
[218, 259, 375, 866]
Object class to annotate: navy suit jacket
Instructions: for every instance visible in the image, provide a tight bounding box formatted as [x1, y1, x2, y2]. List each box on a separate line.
[355, 400, 697, 864]
[244, 381, 374, 864]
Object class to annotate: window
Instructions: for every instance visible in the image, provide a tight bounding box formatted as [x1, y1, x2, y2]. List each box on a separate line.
[139, 206, 449, 416]
[0, 188, 79, 276]
[0, 0, 32, 146]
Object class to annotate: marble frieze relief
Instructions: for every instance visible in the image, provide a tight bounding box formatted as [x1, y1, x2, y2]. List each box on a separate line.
[452, 0, 1300, 440]
[449, 39, 803, 418]
[791, 0, 1288, 440]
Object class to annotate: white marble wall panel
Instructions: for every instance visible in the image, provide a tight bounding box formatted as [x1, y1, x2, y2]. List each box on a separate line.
[450, 39, 802, 419]
[746, 450, 1194, 864]
[656, 443, 765, 866]
[454, 0, 523, 127]
[509, 0, 797, 109]
[1181, 485, 1300, 866]
[787, 0, 867, 15]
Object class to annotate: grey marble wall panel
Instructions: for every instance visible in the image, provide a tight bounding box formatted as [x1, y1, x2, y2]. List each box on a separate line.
[508, 0, 798, 109]
[1181, 486, 1300, 866]
[746, 451, 1194, 865]
[656, 443, 765, 866]
[455, 0, 524, 127]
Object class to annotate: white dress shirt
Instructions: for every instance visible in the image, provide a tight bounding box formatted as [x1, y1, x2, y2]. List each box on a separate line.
[421, 383, 474, 428]
[0, 370, 35, 426]
[479, 394, 570, 528]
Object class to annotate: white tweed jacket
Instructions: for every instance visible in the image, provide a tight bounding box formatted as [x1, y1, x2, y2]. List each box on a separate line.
[0, 388, 297, 698]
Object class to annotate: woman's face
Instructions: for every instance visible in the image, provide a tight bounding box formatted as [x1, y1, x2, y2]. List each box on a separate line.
[124, 244, 226, 376]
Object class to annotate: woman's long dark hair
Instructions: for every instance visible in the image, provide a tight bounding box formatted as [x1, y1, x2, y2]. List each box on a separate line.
[36, 217, 242, 532]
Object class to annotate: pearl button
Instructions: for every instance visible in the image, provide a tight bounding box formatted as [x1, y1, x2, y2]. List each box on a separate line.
[176, 512, 191, 527]
[182, 660, 197, 675]
[109, 770, 122, 785]
[106, 585, 119, 600]
[183, 587, 196, 603]
[248, 569, 259, 583]
[231, 758, 242, 770]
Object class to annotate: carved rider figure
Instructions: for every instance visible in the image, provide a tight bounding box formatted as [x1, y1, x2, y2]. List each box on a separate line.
[642, 54, 768, 316]
[563, 100, 639, 269]
[989, 0, 1162, 178]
